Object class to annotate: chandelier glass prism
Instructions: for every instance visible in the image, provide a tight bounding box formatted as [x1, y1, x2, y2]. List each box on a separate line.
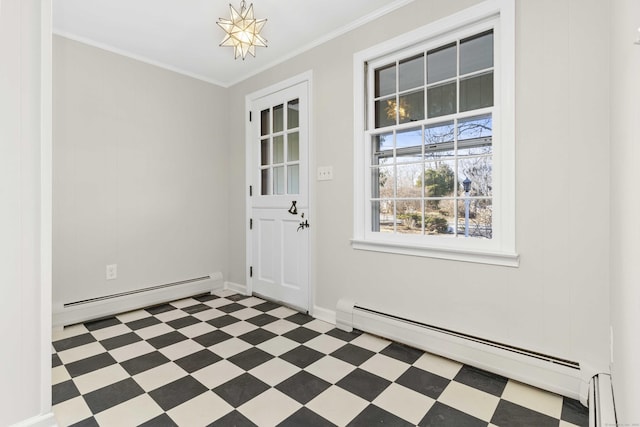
[217, 1, 267, 60]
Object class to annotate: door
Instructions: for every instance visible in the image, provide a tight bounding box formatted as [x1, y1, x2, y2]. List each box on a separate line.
[248, 79, 309, 312]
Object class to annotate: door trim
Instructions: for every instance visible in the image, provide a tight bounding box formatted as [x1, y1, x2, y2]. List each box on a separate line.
[245, 70, 314, 313]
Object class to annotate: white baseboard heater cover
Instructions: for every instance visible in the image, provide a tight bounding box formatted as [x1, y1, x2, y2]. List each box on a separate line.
[53, 273, 224, 327]
[589, 374, 616, 427]
[336, 299, 587, 401]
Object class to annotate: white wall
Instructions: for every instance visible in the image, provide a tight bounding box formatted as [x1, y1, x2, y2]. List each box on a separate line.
[227, 0, 611, 383]
[0, 0, 54, 425]
[53, 36, 229, 312]
[609, 0, 640, 423]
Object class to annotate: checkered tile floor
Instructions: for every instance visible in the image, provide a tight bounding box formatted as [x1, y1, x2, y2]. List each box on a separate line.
[52, 291, 589, 426]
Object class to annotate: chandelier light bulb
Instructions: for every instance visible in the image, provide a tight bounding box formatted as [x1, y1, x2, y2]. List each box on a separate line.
[217, 0, 267, 60]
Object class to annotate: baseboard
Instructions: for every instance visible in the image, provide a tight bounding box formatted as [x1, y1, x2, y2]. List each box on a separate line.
[224, 281, 248, 295]
[336, 299, 586, 401]
[10, 412, 57, 427]
[312, 305, 336, 325]
[53, 273, 224, 328]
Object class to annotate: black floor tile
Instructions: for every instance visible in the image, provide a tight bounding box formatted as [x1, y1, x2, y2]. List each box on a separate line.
[227, 294, 251, 302]
[182, 303, 211, 314]
[330, 343, 375, 366]
[453, 365, 508, 397]
[174, 349, 222, 373]
[347, 404, 414, 427]
[145, 304, 176, 315]
[218, 302, 246, 313]
[52, 353, 62, 368]
[147, 331, 188, 349]
[52, 379, 80, 405]
[213, 373, 270, 407]
[126, 316, 161, 330]
[278, 407, 336, 427]
[228, 347, 274, 371]
[53, 333, 96, 352]
[280, 345, 325, 368]
[238, 328, 277, 345]
[490, 399, 558, 427]
[138, 413, 179, 427]
[193, 330, 233, 347]
[419, 401, 486, 427]
[208, 410, 258, 427]
[65, 352, 117, 377]
[561, 397, 589, 426]
[194, 293, 219, 303]
[120, 351, 170, 375]
[166, 315, 201, 330]
[396, 366, 450, 399]
[206, 315, 241, 328]
[282, 326, 321, 343]
[147, 376, 207, 412]
[83, 378, 145, 414]
[100, 332, 142, 350]
[276, 371, 330, 404]
[246, 313, 278, 327]
[326, 328, 362, 342]
[253, 301, 281, 312]
[380, 342, 424, 364]
[84, 316, 121, 331]
[285, 312, 314, 325]
[336, 368, 391, 401]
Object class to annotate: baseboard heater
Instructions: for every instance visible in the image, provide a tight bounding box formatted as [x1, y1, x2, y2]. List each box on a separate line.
[336, 299, 585, 401]
[54, 273, 224, 328]
[589, 374, 616, 427]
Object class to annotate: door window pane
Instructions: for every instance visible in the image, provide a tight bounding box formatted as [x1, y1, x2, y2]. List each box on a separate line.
[287, 132, 299, 161]
[261, 109, 270, 136]
[288, 165, 299, 194]
[460, 31, 493, 75]
[261, 169, 270, 195]
[427, 82, 456, 118]
[273, 166, 285, 195]
[287, 99, 299, 129]
[399, 90, 425, 124]
[427, 43, 456, 84]
[273, 104, 284, 133]
[375, 63, 396, 97]
[261, 139, 269, 166]
[399, 54, 424, 92]
[460, 72, 493, 112]
[273, 136, 284, 164]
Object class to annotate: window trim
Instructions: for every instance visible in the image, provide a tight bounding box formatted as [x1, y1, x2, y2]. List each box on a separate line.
[352, 0, 517, 267]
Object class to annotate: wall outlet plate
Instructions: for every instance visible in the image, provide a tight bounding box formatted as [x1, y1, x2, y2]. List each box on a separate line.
[106, 264, 117, 280]
[317, 166, 333, 181]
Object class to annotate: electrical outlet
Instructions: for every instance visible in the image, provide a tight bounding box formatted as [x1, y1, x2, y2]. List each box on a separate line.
[317, 166, 333, 181]
[106, 264, 117, 280]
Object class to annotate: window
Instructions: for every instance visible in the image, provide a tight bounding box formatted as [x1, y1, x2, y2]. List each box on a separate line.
[353, 0, 517, 266]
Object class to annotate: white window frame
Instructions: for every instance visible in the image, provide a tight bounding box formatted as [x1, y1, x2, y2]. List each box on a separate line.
[352, 0, 518, 267]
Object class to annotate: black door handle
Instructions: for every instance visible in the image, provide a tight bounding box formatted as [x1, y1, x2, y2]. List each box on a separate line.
[288, 201, 297, 215]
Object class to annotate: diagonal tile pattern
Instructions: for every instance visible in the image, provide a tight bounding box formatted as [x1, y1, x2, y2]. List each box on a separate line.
[52, 292, 589, 426]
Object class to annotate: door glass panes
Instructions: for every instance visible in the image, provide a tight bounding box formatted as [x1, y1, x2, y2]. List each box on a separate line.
[460, 72, 493, 112]
[460, 31, 493, 75]
[399, 54, 424, 92]
[261, 169, 270, 195]
[375, 63, 396, 97]
[273, 166, 285, 195]
[261, 139, 269, 165]
[288, 132, 299, 161]
[288, 165, 299, 194]
[273, 136, 284, 164]
[427, 43, 456, 84]
[287, 99, 299, 129]
[399, 90, 425, 123]
[261, 109, 270, 135]
[427, 82, 456, 118]
[273, 104, 284, 133]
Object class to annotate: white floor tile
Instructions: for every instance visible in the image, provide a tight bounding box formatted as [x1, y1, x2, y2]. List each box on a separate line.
[268, 306, 298, 318]
[167, 391, 233, 427]
[262, 319, 298, 335]
[133, 362, 187, 392]
[305, 356, 356, 384]
[249, 357, 300, 386]
[115, 309, 151, 323]
[239, 388, 302, 427]
[57, 342, 105, 364]
[89, 324, 131, 341]
[52, 324, 89, 342]
[94, 394, 163, 427]
[155, 309, 189, 323]
[373, 383, 435, 424]
[360, 353, 412, 381]
[73, 364, 130, 394]
[238, 296, 266, 307]
[220, 320, 258, 336]
[191, 360, 245, 389]
[193, 307, 226, 321]
[135, 323, 174, 340]
[53, 396, 93, 426]
[51, 365, 71, 385]
[256, 336, 299, 356]
[178, 322, 216, 339]
[303, 319, 335, 334]
[209, 337, 252, 358]
[413, 352, 463, 380]
[304, 334, 346, 354]
[230, 307, 263, 320]
[350, 333, 392, 352]
[170, 297, 200, 308]
[158, 338, 205, 360]
[501, 380, 563, 419]
[306, 385, 369, 426]
[438, 381, 500, 422]
[109, 341, 156, 363]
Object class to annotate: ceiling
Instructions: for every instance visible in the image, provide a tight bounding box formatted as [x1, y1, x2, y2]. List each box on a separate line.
[53, 0, 413, 87]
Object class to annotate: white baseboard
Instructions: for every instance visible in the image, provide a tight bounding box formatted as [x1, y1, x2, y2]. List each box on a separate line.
[53, 273, 224, 328]
[224, 281, 248, 295]
[336, 299, 586, 401]
[10, 412, 56, 427]
[312, 305, 336, 325]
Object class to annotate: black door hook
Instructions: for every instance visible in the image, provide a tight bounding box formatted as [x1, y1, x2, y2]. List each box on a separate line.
[288, 201, 297, 215]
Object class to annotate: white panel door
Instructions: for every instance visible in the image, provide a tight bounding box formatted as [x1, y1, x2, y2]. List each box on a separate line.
[249, 80, 309, 312]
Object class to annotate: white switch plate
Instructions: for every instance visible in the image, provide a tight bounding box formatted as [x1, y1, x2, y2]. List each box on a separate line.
[106, 264, 117, 280]
[317, 166, 333, 181]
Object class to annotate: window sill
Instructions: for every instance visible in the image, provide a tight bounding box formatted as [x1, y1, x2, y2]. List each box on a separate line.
[351, 238, 519, 267]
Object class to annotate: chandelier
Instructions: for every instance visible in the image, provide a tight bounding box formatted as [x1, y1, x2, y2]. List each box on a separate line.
[217, 1, 267, 60]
